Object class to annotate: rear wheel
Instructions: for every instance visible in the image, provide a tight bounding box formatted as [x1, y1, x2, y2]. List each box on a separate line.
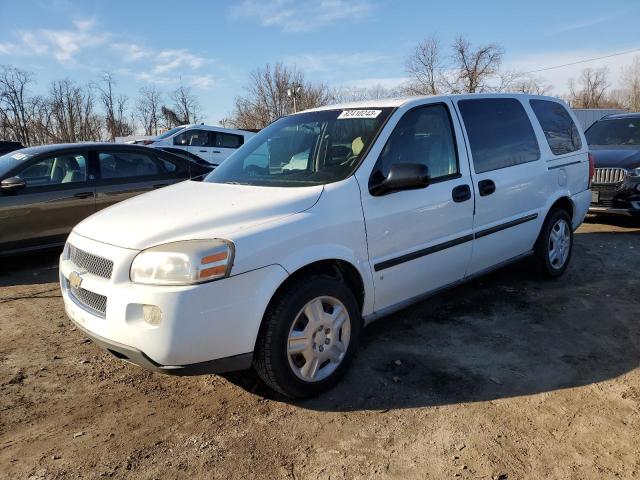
[533, 208, 573, 278]
[253, 275, 361, 398]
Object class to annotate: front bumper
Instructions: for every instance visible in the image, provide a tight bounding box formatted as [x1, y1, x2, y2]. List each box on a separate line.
[60, 231, 288, 373]
[68, 315, 253, 375]
[589, 178, 640, 216]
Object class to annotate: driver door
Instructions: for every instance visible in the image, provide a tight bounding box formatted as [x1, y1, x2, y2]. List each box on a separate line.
[357, 101, 475, 312]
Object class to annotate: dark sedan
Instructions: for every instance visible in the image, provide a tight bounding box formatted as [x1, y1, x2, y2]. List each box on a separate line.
[0, 140, 24, 156]
[586, 113, 640, 216]
[0, 143, 212, 255]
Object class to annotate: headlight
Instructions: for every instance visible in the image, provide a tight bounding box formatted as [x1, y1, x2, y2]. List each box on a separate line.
[630, 167, 640, 177]
[130, 239, 234, 285]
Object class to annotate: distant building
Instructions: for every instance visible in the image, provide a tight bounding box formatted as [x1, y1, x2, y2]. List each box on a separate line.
[572, 108, 627, 131]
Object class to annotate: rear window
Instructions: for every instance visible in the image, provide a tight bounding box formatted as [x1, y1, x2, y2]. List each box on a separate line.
[156, 126, 185, 140]
[530, 100, 582, 155]
[458, 98, 540, 173]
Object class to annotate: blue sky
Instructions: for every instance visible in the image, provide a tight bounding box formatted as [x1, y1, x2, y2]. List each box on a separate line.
[1, 0, 639, 124]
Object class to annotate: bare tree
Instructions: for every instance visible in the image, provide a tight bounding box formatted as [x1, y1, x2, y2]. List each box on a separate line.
[98, 73, 134, 140]
[405, 36, 442, 95]
[498, 71, 552, 95]
[225, 62, 331, 130]
[404, 36, 507, 95]
[0, 65, 35, 145]
[170, 85, 202, 125]
[567, 67, 612, 108]
[332, 84, 401, 103]
[47, 79, 102, 143]
[619, 56, 640, 111]
[136, 86, 163, 135]
[447, 36, 504, 93]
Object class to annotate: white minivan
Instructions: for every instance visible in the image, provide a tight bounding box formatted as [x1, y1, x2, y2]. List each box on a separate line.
[59, 94, 592, 398]
[149, 125, 255, 166]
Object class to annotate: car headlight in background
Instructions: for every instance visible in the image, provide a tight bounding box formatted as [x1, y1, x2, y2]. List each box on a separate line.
[130, 239, 234, 285]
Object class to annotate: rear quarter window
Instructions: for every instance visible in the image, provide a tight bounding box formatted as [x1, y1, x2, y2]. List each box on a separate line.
[458, 98, 540, 173]
[530, 99, 582, 155]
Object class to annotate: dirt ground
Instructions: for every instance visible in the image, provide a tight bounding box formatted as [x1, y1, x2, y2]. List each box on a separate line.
[1, 216, 639, 480]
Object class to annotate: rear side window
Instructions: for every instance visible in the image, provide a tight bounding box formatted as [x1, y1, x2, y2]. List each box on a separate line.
[458, 98, 540, 173]
[215, 132, 243, 149]
[98, 151, 162, 179]
[530, 100, 582, 155]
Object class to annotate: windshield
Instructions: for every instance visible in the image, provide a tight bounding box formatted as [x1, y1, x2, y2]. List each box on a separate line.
[586, 118, 640, 146]
[206, 108, 393, 187]
[156, 126, 185, 140]
[0, 149, 34, 178]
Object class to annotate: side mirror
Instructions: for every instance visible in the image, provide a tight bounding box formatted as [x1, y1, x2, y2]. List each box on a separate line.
[370, 163, 430, 196]
[1, 176, 26, 193]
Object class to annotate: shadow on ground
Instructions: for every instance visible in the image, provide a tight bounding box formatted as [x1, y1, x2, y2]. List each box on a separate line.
[0, 249, 62, 287]
[226, 228, 640, 411]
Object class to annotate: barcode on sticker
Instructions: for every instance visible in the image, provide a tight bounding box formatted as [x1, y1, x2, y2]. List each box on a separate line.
[337, 110, 381, 120]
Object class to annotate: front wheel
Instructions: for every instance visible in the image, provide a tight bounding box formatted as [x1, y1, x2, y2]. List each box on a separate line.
[533, 208, 574, 278]
[253, 275, 361, 398]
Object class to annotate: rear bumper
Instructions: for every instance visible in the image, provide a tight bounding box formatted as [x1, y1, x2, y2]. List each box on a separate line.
[68, 315, 253, 375]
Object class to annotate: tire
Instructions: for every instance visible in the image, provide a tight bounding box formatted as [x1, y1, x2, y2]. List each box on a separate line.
[533, 208, 574, 278]
[253, 275, 362, 398]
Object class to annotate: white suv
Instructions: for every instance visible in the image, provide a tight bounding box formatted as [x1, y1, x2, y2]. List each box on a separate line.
[149, 125, 255, 166]
[59, 94, 592, 398]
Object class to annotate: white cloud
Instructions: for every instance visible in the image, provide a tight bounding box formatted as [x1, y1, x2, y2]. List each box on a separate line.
[230, 0, 375, 33]
[153, 49, 205, 74]
[0, 17, 108, 63]
[341, 76, 408, 90]
[506, 47, 640, 94]
[547, 11, 628, 36]
[189, 74, 215, 89]
[134, 72, 215, 90]
[113, 43, 150, 62]
[284, 52, 391, 73]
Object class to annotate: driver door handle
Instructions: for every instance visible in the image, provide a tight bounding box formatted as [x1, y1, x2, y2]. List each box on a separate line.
[212, 150, 221, 154]
[199, 150, 207, 153]
[478, 179, 496, 196]
[452, 184, 471, 203]
[73, 191, 93, 199]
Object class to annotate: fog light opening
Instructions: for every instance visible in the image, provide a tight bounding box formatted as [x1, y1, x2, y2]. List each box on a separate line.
[142, 305, 163, 326]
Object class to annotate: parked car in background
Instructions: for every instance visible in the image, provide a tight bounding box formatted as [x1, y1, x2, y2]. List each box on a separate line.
[0, 140, 24, 156]
[59, 94, 591, 398]
[147, 125, 256, 166]
[0, 143, 212, 255]
[586, 112, 640, 216]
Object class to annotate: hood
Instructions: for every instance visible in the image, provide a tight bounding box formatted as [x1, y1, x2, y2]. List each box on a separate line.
[74, 181, 323, 250]
[590, 145, 640, 169]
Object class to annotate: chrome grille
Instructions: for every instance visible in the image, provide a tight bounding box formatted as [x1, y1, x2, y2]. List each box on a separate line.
[592, 168, 627, 185]
[66, 279, 107, 317]
[68, 244, 113, 279]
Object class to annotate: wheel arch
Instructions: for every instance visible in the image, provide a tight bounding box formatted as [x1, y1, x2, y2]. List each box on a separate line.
[252, 258, 369, 351]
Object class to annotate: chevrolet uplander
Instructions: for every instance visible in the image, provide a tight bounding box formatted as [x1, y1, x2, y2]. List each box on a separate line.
[60, 94, 592, 398]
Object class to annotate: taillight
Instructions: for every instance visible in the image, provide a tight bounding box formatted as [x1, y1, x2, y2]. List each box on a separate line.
[588, 152, 595, 188]
[142, 140, 155, 145]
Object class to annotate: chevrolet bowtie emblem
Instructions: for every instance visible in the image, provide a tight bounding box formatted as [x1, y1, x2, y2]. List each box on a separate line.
[69, 271, 83, 290]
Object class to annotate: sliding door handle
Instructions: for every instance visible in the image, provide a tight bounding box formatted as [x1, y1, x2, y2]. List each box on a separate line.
[478, 179, 496, 196]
